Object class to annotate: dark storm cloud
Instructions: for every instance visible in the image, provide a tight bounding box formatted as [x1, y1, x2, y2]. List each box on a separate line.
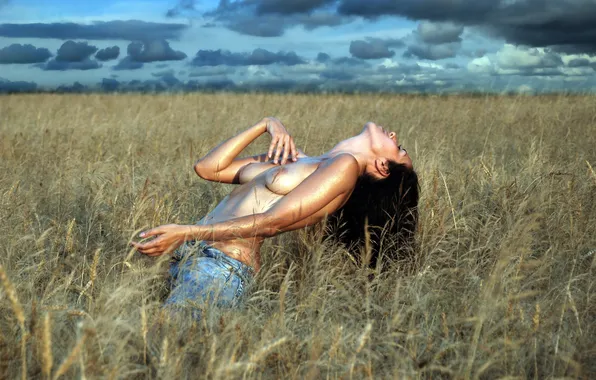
[152, 69, 175, 77]
[337, 0, 596, 54]
[202, 1, 596, 54]
[404, 42, 460, 60]
[417, 21, 463, 45]
[56, 82, 87, 93]
[37, 40, 102, 70]
[567, 58, 591, 68]
[320, 69, 354, 81]
[158, 73, 182, 87]
[101, 78, 120, 92]
[225, 14, 285, 37]
[0, 20, 188, 40]
[252, 0, 336, 15]
[401, 21, 464, 60]
[191, 48, 305, 66]
[166, 0, 197, 17]
[349, 38, 404, 59]
[56, 41, 97, 62]
[113, 57, 144, 70]
[126, 40, 187, 62]
[95, 46, 120, 61]
[316, 52, 330, 63]
[204, 1, 349, 37]
[0, 43, 51, 64]
[0, 78, 37, 93]
[42, 58, 101, 71]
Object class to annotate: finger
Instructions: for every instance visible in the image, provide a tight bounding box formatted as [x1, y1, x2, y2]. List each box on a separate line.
[137, 237, 164, 250]
[139, 247, 164, 256]
[281, 137, 290, 165]
[290, 138, 297, 161]
[267, 137, 278, 159]
[273, 139, 284, 164]
[139, 227, 163, 238]
[131, 241, 154, 251]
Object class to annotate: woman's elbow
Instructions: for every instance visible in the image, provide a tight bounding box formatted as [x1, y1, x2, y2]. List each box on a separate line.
[194, 161, 214, 180]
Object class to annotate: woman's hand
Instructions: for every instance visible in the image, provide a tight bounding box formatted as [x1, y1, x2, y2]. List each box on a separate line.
[265, 117, 298, 165]
[131, 224, 188, 256]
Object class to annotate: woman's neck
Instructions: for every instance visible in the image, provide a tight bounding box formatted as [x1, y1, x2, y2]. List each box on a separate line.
[318, 134, 373, 175]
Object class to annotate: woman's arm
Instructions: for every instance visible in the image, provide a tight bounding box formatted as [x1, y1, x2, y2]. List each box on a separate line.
[132, 154, 360, 256]
[194, 117, 298, 184]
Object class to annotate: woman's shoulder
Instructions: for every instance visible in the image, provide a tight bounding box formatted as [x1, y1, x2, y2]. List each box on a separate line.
[322, 153, 359, 170]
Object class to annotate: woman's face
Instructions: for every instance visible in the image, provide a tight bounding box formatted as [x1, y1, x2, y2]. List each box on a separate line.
[363, 122, 413, 169]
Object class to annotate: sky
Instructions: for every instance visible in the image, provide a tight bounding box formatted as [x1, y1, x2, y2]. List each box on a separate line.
[1, 0, 596, 93]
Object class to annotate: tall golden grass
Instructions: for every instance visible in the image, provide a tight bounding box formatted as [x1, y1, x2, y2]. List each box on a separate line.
[0, 93, 594, 378]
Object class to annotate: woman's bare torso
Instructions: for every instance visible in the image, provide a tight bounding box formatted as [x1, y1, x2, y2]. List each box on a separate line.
[197, 155, 325, 271]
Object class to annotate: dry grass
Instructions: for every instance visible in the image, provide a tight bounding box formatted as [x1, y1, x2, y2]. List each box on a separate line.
[0, 93, 594, 379]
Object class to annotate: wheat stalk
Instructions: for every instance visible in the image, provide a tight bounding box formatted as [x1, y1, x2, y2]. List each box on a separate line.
[348, 322, 372, 380]
[52, 328, 88, 380]
[65, 218, 76, 254]
[141, 305, 148, 365]
[0, 264, 27, 380]
[41, 313, 53, 380]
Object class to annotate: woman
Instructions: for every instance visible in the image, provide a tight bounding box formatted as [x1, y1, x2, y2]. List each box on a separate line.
[132, 117, 418, 314]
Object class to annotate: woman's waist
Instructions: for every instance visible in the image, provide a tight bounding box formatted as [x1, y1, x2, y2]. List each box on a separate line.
[203, 239, 262, 272]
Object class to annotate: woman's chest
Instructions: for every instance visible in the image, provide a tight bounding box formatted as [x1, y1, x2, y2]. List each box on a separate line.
[262, 161, 321, 195]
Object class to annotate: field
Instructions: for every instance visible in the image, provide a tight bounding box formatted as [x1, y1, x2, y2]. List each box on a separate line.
[0, 93, 594, 379]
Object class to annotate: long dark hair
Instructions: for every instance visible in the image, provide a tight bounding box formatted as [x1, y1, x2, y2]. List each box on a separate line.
[327, 161, 419, 268]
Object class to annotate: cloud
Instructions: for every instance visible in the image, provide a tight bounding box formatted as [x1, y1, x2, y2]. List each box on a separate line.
[404, 42, 460, 60]
[0, 78, 37, 93]
[337, 0, 596, 55]
[34, 40, 101, 70]
[205, 1, 596, 54]
[166, 0, 198, 18]
[224, 14, 286, 37]
[320, 69, 355, 81]
[42, 58, 101, 71]
[467, 44, 570, 77]
[0, 20, 189, 40]
[567, 58, 591, 67]
[56, 82, 87, 93]
[188, 66, 236, 77]
[101, 78, 120, 92]
[158, 73, 182, 87]
[417, 21, 463, 44]
[252, 0, 336, 15]
[152, 69, 175, 78]
[316, 52, 331, 63]
[191, 48, 305, 66]
[496, 45, 563, 71]
[95, 46, 120, 61]
[55, 41, 98, 62]
[126, 40, 187, 62]
[185, 78, 236, 91]
[402, 21, 464, 60]
[349, 37, 404, 59]
[113, 57, 144, 70]
[0, 43, 51, 64]
[205, 2, 349, 37]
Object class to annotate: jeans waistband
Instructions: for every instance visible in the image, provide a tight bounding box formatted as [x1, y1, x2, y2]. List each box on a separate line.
[173, 240, 254, 282]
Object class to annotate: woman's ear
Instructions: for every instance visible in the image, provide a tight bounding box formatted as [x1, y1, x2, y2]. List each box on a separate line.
[374, 158, 390, 178]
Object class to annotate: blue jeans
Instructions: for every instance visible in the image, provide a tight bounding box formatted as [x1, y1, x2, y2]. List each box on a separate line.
[164, 241, 254, 319]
